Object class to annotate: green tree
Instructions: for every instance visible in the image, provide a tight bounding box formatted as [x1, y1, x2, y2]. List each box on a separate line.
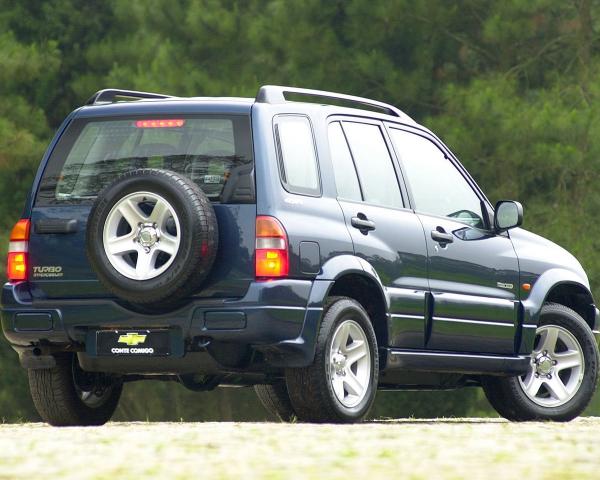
[1, 0, 600, 421]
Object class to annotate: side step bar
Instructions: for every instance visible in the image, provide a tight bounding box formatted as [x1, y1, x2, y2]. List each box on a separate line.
[384, 348, 530, 376]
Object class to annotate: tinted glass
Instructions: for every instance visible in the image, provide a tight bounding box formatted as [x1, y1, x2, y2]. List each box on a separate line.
[327, 122, 361, 201]
[389, 129, 483, 227]
[276, 116, 320, 195]
[37, 115, 254, 204]
[342, 122, 403, 208]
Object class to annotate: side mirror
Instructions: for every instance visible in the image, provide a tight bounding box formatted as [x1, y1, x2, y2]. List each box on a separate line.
[494, 200, 523, 232]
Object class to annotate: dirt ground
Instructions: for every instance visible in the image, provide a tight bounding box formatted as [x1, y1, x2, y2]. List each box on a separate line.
[1, 418, 598, 479]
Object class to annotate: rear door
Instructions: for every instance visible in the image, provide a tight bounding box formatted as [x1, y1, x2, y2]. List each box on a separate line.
[29, 112, 256, 300]
[387, 126, 520, 354]
[327, 119, 429, 349]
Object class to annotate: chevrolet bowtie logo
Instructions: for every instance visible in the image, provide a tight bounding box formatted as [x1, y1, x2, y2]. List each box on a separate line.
[117, 332, 147, 346]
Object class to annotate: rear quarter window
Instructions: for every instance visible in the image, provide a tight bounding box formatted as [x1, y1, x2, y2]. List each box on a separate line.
[36, 115, 255, 205]
[274, 115, 321, 196]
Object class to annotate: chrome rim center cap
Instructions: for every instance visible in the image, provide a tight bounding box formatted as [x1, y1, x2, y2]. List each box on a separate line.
[332, 352, 347, 374]
[137, 224, 159, 248]
[536, 355, 554, 375]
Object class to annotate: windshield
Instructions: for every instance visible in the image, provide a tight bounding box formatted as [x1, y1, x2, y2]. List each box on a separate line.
[37, 115, 254, 204]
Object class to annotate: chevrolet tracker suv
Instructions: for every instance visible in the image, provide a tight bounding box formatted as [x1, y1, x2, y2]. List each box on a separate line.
[2, 86, 599, 425]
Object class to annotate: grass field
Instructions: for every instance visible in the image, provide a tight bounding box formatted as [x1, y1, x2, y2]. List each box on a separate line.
[1, 418, 598, 479]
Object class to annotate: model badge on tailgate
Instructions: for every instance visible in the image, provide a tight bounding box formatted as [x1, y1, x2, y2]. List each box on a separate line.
[32, 266, 63, 278]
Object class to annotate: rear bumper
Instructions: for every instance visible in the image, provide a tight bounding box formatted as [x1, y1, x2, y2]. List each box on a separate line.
[1, 279, 332, 371]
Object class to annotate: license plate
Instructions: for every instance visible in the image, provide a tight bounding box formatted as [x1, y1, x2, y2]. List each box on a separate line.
[96, 330, 171, 356]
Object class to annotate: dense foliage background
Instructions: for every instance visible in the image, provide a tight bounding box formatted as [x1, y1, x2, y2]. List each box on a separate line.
[1, 0, 599, 421]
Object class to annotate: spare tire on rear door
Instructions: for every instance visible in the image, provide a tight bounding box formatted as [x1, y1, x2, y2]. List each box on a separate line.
[86, 168, 218, 307]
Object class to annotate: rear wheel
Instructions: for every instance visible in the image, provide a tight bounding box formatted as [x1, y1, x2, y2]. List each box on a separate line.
[254, 382, 296, 422]
[285, 297, 378, 423]
[28, 354, 122, 426]
[482, 303, 598, 421]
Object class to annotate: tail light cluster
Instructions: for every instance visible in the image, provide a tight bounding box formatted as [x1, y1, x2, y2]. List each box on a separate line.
[255, 216, 289, 279]
[7, 219, 30, 282]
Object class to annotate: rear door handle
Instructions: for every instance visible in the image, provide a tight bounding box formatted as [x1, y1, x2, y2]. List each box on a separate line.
[351, 214, 376, 233]
[431, 228, 454, 244]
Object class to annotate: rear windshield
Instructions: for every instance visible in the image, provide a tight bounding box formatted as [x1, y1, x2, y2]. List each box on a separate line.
[36, 115, 254, 204]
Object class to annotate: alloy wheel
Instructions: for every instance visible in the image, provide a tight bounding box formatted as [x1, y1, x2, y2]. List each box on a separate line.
[518, 324, 585, 407]
[103, 191, 181, 280]
[328, 319, 371, 408]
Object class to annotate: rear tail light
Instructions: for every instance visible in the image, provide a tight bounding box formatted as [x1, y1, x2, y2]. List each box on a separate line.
[255, 216, 289, 279]
[7, 219, 30, 282]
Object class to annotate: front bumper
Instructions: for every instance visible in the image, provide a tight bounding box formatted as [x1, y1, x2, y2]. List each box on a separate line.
[1, 279, 332, 371]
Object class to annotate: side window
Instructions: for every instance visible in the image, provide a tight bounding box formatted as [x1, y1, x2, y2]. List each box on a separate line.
[327, 122, 361, 201]
[389, 128, 484, 228]
[275, 116, 320, 196]
[342, 122, 403, 209]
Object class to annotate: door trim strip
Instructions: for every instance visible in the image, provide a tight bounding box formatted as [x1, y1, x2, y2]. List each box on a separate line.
[390, 313, 425, 320]
[432, 316, 515, 328]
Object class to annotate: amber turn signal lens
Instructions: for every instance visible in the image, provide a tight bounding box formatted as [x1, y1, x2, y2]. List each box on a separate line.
[256, 216, 286, 238]
[522, 283, 532, 292]
[10, 219, 30, 241]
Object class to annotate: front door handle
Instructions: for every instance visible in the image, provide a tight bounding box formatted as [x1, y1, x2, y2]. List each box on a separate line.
[431, 228, 454, 244]
[351, 214, 376, 233]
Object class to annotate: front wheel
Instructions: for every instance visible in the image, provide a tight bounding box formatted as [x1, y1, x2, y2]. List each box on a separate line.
[482, 302, 599, 421]
[28, 353, 123, 426]
[285, 297, 379, 423]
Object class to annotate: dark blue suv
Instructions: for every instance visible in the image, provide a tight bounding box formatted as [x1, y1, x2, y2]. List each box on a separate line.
[2, 86, 598, 425]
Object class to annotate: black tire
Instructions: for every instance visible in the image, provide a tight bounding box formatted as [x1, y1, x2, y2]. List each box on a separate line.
[86, 168, 218, 307]
[254, 382, 296, 422]
[28, 354, 123, 426]
[285, 297, 379, 423]
[482, 302, 599, 422]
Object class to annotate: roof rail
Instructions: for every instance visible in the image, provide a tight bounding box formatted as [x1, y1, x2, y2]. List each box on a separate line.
[255, 85, 409, 119]
[86, 89, 173, 106]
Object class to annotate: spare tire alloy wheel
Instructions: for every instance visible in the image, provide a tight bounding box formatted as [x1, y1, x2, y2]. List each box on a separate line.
[87, 169, 218, 307]
[519, 325, 584, 407]
[103, 191, 181, 280]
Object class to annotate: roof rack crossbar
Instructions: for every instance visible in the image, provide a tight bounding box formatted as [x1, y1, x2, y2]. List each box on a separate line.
[255, 85, 407, 118]
[86, 89, 173, 106]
